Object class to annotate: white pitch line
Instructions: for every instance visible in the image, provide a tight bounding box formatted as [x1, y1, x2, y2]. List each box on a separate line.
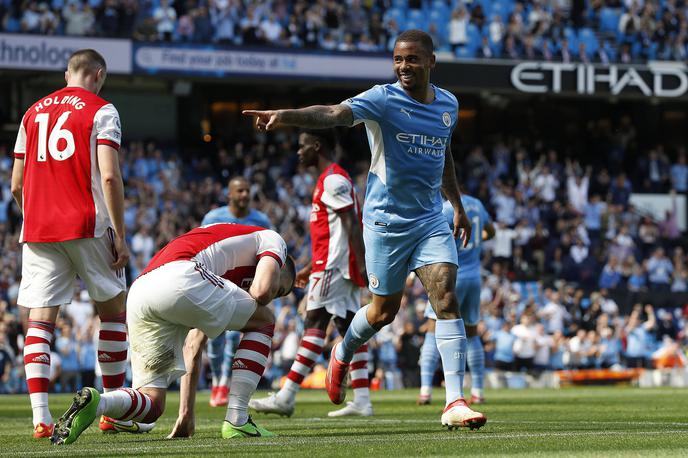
[10, 429, 688, 456]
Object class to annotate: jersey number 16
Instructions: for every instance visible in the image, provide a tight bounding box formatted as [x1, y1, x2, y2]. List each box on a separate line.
[34, 112, 75, 162]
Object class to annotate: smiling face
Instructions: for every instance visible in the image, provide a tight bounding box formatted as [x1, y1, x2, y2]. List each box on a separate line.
[393, 40, 435, 94]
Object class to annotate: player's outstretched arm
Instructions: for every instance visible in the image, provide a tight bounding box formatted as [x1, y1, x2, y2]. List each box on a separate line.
[243, 104, 353, 131]
[442, 143, 471, 247]
[98, 144, 130, 270]
[169, 328, 207, 439]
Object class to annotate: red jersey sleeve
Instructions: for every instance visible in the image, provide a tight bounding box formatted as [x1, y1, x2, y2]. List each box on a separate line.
[13, 115, 27, 159]
[94, 104, 121, 150]
[255, 230, 287, 266]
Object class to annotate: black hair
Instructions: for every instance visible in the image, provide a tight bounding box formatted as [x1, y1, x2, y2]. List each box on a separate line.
[395, 29, 435, 55]
[283, 255, 296, 296]
[301, 129, 336, 152]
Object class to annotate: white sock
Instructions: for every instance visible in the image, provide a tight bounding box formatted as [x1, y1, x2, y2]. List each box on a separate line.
[212, 376, 220, 387]
[219, 375, 229, 388]
[277, 380, 298, 403]
[471, 388, 484, 398]
[225, 381, 251, 426]
[420, 386, 432, 397]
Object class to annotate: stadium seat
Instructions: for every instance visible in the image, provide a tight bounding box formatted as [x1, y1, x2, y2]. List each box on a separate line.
[408, 9, 425, 22]
[383, 8, 407, 30]
[599, 7, 621, 34]
[455, 46, 476, 59]
[467, 23, 482, 45]
[392, 0, 408, 9]
[578, 28, 599, 53]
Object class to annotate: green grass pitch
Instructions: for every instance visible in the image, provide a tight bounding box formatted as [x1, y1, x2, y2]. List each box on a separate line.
[1, 387, 687, 457]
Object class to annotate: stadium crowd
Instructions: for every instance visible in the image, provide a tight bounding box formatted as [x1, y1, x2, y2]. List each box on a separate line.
[0, 120, 687, 393]
[2, 0, 688, 62]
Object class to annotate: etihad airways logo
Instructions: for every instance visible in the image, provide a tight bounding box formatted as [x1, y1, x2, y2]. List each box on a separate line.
[396, 133, 448, 157]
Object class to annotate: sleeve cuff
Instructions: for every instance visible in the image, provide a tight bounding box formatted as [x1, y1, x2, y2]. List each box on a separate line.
[14, 152, 25, 159]
[257, 251, 284, 267]
[97, 139, 120, 151]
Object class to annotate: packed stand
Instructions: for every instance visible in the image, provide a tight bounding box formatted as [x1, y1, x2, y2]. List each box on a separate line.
[1, 0, 687, 62]
[1, 122, 688, 393]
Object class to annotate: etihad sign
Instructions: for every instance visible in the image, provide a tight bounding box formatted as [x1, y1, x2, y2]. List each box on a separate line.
[510, 61, 688, 97]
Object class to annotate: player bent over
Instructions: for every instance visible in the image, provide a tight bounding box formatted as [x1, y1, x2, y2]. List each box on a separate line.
[418, 197, 494, 406]
[244, 30, 486, 429]
[11, 49, 146, 438]
[50, 224, 296, 445]
[250, 130, 372, 418]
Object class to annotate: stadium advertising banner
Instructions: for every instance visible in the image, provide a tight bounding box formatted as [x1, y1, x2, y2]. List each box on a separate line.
[0, 33, 132, 74]
[133, 43, 393, 81]
[434, 58, 688, 99]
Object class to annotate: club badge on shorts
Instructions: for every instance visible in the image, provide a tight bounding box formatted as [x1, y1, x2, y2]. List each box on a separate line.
[368, 273, 379, 289]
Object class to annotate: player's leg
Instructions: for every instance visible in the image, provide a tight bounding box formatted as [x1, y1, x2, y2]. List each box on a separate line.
[18, 242, 75, 438]
[326, 226, 409, 404]
[51, 384, 166, 445]
[69, 234, 148, 433]
[207, 333, 227, 406]
[251, 306, 330, 416]
[412, 229, 485, 430]
[459, 278, 485, 404]
[217, 331, 241, 404]
[328, 310, 373, 417]
[223, 305, 277, 438]
[328, 291, 403, 404]
[24, 307, 59, 437]
[418, 313, 440, 405]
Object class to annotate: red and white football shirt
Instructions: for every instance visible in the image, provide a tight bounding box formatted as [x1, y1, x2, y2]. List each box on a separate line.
[13, 86, 121, 243]
[140, 223, 287, 290]
[310, 163, 365, 287]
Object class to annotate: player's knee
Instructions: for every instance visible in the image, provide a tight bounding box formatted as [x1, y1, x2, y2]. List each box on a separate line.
[433, 292, 459, 320]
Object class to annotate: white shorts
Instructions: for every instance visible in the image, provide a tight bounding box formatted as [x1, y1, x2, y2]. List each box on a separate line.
[18, 231, 126, 307]
[306, 268, 361, 319]
[127, 260, 257, 389]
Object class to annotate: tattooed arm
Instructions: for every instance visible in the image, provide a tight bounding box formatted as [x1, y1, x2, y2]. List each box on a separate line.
[442, 143, 471, 247]
[243, 105, 354, 130]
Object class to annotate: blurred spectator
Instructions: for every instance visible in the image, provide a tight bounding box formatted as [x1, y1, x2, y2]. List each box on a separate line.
[624, 304, 656, 368]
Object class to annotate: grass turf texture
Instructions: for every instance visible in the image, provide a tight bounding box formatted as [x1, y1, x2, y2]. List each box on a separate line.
[1, 387, 687, 457]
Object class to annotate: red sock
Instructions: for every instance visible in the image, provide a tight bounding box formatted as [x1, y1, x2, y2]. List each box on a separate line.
[285, 328, 326, 390]
[24, 320, 55, 425]
[98, 312, 127, 391]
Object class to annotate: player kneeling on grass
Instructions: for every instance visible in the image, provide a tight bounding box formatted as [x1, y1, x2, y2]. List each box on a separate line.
[51, 223, 296, 445]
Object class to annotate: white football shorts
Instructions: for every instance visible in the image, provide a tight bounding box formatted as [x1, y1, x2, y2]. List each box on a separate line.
[18, 230, 126, 307]
[127, 260, 257, 389]
[306, 268, 361, 319]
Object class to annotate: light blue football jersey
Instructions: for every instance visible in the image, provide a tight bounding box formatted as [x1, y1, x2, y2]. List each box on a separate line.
[342, 82, 459, 231]
[442, 196, 491, 280]
[201, 206, 272, 229]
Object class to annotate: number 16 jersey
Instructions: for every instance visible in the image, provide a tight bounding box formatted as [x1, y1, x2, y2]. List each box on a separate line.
[13, 86, 122, 243]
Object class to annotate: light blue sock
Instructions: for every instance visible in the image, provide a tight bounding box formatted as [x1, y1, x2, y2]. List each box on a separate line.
[221, 331, 241, 380]
[335, 305, 377, 363]
[435, 318, 467, 406]
[419, 332, 441, 390]
[467, 335, 485, 391]
[207, 332, 226, 383]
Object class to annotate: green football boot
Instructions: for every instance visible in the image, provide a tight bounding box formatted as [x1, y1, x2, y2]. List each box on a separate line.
[221, 416, 276, 439]
[51, 387, 100, 445]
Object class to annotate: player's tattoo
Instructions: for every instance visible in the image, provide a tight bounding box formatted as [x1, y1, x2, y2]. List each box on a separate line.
[415, 263, 459, 320]
[281, 105, 353, 128]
